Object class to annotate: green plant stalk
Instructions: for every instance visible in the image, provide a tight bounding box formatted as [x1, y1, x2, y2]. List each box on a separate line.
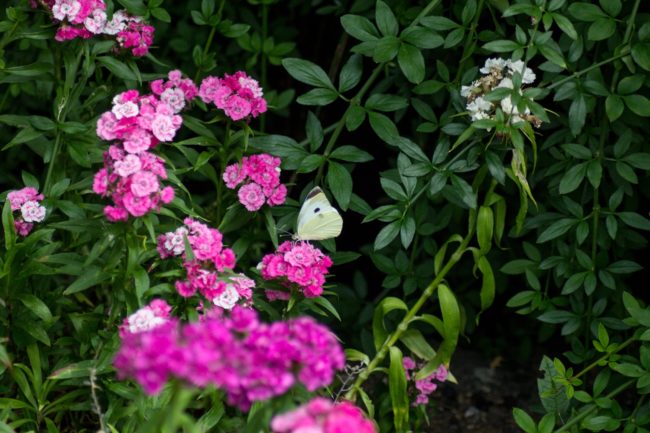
[454, 0, 485, 84]
[193, 0, 225, 83]
[554, 379, 636, 433]
[571, 336, 635, 382]
[43, 133, 62, 195]
[260, 2, 270, 132]
[546, 53, 628, 91]
[314, 0, 442, 184]
[344, 225, 475, 401]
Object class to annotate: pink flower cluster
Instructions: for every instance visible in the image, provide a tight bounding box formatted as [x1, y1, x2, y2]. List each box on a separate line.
[271, 398, 377, 433]
[119, 299, 172, 337]
[93, 71, 198, 221]
[114, 307, 345, 410]
[157, 218, 254, 308]
[6, 187, 46, 236]
[199, 71, 267, 121]
[223, 154, 287, 211]
[35, 1, 155, 56]
[259, 241, 333, 299]
[402, 357, 448, 406]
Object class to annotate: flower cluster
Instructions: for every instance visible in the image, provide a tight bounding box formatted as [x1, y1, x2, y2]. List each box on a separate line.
[119, 299, 172, 337]
[223, 153, 287, 211]
[258, 241, 333, 299]
[157, 218, 254, 308]
[461, 58, 542, 127]
[199, 71, 267, 121]
[6, 187, 47, 236]
[35, 1, 154, 56]
[402, 357, 448, 406]
[93, 71, 197, 221]
[114, 307, 345, 410]
[271, 398, 377, 433]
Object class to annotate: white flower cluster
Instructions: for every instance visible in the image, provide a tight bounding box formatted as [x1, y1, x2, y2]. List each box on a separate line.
[461, 58, 541, 127]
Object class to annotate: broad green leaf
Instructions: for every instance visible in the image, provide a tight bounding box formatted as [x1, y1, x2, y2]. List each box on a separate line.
[282, 58, 335, 89]
[397, 43, 425, 84]
[389, 347, 409, 433]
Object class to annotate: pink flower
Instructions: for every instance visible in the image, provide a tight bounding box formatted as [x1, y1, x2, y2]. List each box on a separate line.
[271, 398, 377, 433]
[267, 184, 287, 206]
[160, 186, 174, 203]
[52, 0, 81, 22]
[160, 87, 186, 113]
[223, 163, 247, 189]
[122, 128, 152, 154]
[104, 205, 129, 221]
[112, 100, 139, 119]
[151, 114, 177, 142]
[122, 192, 152, 216]
[113, 154, 142, 177]
[93, 168, 109, 195]
[130, 171, 159, 197]
[83, 8, 106, 34]
[238, 183, 265, 211]
[223, 95, 251, 121]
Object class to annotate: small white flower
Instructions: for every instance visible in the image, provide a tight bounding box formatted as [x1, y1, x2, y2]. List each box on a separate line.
[507, 60, 536, 84]
[84, 8, 107, 34]
[497, 77, 514, 89]
[213, 284, 240, 310]
[480, 57, 507, 75]
[127, 308, 165, 333]
[103, 10, 128, 35]
[21, 201, 46, 223]
[112, 101, 139, 120]
[52, 0, 81, 22]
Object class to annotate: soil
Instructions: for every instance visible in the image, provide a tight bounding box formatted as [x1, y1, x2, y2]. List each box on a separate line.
[427, 347, 539, 433]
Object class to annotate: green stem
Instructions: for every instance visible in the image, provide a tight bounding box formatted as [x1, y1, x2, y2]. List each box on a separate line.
[260, 3, 269, 132]
[454, 0, 485, 83]
[571, 336, 635, 382]
[546, 53, 628, 91]
[344, 226, 475, 401]
[43, 133, 61, 195]
[554, 379, 636, 433]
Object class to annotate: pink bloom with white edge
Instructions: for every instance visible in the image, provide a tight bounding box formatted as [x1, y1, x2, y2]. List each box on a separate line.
[83, 8, 106, 34]
[6, 186, 46, 236]
[151, 114, 177, 142]
[112, 101, 139, 120]
[238, 183, 265, 211]
[160, 88, 186, 113]
[21, 201, 46, 223]
[119, 299, 172, 337]
[199, 71, 267, 121]
[213, 284, 240, 310]
[52, 0, 81, 22]
[130, 171, 159, 197]
[113, 154, 142, 177]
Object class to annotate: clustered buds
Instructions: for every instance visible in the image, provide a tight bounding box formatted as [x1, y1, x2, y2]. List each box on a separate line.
[35, 1, 154, 56]
[199, 71, 267, 121]
[114, 307, 345, 411]
[258, 241, 333, 299]
[271, 398, 377, 433]
[223, 153, 287, 211]
[157, 218, 254, 309]
[93, 70, 197, 221]
[461, 58, 542, 127]
[6, 187, 46, 236]
[402, 357, 448, 406]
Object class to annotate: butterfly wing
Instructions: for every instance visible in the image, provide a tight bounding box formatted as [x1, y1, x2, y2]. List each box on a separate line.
[296, 187, 343, 241]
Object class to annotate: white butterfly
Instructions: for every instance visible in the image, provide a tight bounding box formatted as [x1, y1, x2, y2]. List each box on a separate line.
[293, 186, 343, 241]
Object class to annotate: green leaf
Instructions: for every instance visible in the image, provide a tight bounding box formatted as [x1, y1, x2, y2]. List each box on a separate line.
[450, 175, 477, 209]
[568, 95, 587, 136]
[397, 43, 425, 84]
[365, 94, 409, 112]
[400, 26, 444, 49]
[326, 161, 353, 210]
[420, 16, 460, 31]
[338, 54, 363, 92]
[340, 14, 380, 41]
[305, 111, 324, 152]
[513, 408, 536, 433]
[607, 260, 642, 274]
[478, 256, 495, 314]
[631, 43, 650, 71]
[375, 221, 400, 250]
[605, 95, 624, 122]
[587, 18, 616, 41]
[97, 56, 137, 81]
[399, 329, 437, 359]
[346, 105, 367, 131]
[151, 7, 171, 22]
[2, 200, 16, 250]
[17, 294, 53, 323]
[618, 212, 650, 230]
[624, 95, 650, 117]
[372, 297, 408, 349]
[389, 347, 409, 433]
[282, 58, 335, 89]
[483, 39, 521, 52]
[559, 161, 587, 193]
[537, 218, 576, 243]
[568, 2, 607, 21]
[552, 13, 578, 39]
[296, 88, 339, 106]
[400, 216, 415, 248]
[368, 111, 400, 145]
[477, 206, 494, 254]
[438, 284, 461, 360]
[373, 36, 401, 62]
[376, 0, 398, 36]
[329, 145, 373, 162]
[63, 266, 110, 295]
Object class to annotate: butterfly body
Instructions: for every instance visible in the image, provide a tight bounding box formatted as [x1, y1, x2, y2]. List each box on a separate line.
[294, 187, 343, 241]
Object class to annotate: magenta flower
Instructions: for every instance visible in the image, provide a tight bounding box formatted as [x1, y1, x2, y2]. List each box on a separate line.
[199, 71, 267, 121]
[223, 153, 287, 211]
[6, 187, 46, 236]
[271, 398, 377, 433]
